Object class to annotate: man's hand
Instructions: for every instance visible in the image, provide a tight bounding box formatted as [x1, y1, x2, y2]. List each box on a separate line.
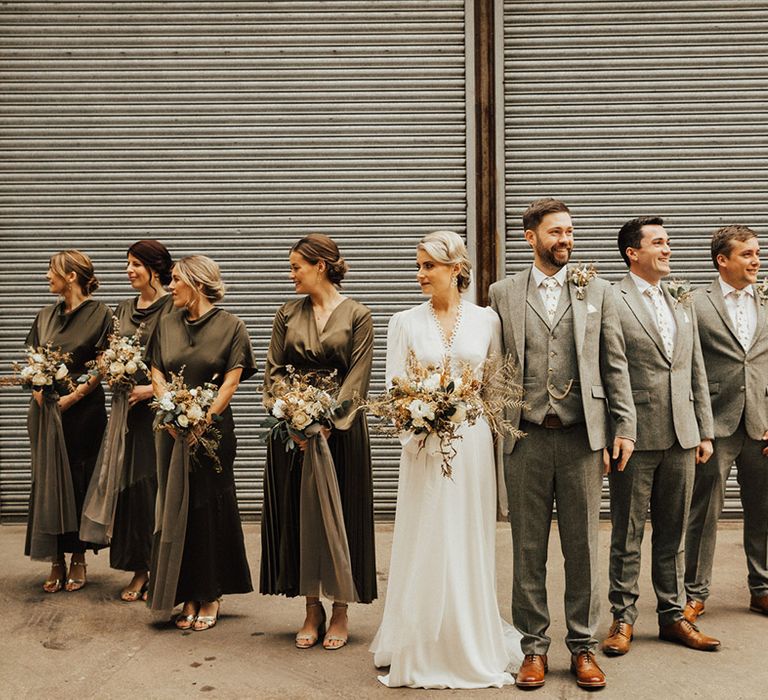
[762, 430, 768, 456]
[603, 437, 635, 474]
[696, 439, 714, 464]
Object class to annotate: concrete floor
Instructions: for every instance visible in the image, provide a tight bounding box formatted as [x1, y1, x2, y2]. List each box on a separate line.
[0, 521, 764, 699]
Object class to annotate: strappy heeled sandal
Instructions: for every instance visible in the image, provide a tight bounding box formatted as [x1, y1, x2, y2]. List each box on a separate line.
[175, 602, 199, 630]
[295, 601, 326, 649]
[43, 561, 66, 594]
[65, 561, 87, 592]
[193, 599, 221, 632]
[323, 602, 349, 650]
[120, 576, 149, 602]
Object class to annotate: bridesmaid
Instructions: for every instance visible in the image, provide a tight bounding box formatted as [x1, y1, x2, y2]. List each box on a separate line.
[26, 250, 112, 592]
[88, 240, 174, 602]
[146, 255, 255, 631]
[261, 233, 377, 650]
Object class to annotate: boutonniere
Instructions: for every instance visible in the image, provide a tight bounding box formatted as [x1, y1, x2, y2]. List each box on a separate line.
[666, 279, 693, 307]
[568, 263, 597, 300]
[754, 278, 768, 304]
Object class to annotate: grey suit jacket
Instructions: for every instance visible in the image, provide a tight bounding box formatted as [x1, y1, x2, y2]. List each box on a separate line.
[615, 275, 713, 451]
[694, 279, 768, 440]
[489, 266, 636, 453]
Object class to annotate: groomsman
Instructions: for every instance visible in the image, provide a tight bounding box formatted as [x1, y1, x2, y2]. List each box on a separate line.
[489, 198, 636, 690]
[684, 225, 768, 621]
[602, 217, 719, 656]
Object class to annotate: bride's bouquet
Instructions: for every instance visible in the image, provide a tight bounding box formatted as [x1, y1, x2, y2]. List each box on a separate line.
[262, 365, 349, 451]
[86, 316, 147, 390]
[5, 344, 75, 398]
[150, 367, 222, 471]
[367, 351, 524, 478]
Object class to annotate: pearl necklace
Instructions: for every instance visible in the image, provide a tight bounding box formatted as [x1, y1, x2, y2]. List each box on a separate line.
[429, 298, 463, 354]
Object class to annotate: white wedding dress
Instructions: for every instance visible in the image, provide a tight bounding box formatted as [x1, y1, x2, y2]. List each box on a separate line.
[370, 301, 523, 689]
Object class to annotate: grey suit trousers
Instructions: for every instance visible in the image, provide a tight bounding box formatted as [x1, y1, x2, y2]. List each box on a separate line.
[685, 422, 768, 599]
[505, 421, 602, 655]
[608, 443, 695, 627]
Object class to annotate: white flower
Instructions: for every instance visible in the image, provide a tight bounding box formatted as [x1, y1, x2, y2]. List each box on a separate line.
[55, 363, 69, 380]
[104, 349, 117, 361]
[21, 366, 35, 379]
[272, 398, 287, 419]
[411, 415, 426, 428]
[422, 373, 442, 392]
[32, 372, 48, 386]
[189, 388, 198, 397]
[292, 410, 312, 430]
[450, 402, 467, 423]
[408, 398, 435, 422]
[109, 361, 125, 376]
[177, 413, 189, 428]
[451, 377, 463, 393]
[159, 393, 175, 412]
[124, 360, 138, 375]
[31, 353, 45, 364]
[187, 404, 204, 422]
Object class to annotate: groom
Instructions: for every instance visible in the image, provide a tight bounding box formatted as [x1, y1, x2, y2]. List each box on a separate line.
[489, 198, 636, 690]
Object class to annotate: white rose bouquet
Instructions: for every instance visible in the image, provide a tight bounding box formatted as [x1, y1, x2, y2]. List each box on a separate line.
[262, 365, 348, 452]
[366, 351, 524, 478]
[5, 344, 75, 397]
[150, 367, 222, 471]
[85, 316, 147, 390]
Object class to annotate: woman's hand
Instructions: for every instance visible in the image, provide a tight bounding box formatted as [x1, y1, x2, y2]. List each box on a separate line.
[291, 425, 331, 452]
[58, 392, 80, 413]
[33, 391, 43, 408]
[128, 383, 154, 407]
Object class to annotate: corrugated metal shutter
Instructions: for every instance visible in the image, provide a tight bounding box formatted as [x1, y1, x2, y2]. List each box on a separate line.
[502, 0, 768, 516]
[0, 1, 470, 522]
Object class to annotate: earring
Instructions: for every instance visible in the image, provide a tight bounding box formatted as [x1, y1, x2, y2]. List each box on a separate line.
[451, 276, 458, 288]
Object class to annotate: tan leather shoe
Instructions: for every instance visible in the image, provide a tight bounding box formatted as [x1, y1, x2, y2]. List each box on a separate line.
[659, 619, 720, 651]
[602, 619, 633, 656]
[750, 594, 768, 615]
[516, 654, 548, 689]
[570, 651, 606, 689]
[683, 599, 705, 623]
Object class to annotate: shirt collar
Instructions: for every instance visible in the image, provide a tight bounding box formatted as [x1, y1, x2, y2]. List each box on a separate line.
[629, 271, 660, 296]
[531, 263, 567, 288]
[718, 276, 754, 298]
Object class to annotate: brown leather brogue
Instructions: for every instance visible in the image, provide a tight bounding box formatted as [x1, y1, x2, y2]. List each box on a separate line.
[570, 651, 606, 689]
[683, 599, 705, 623]
[659, 619, 720, 651]
[601, 620, 633, 656]
[750, 594, 768, 615]
[516, 654, 548, 689]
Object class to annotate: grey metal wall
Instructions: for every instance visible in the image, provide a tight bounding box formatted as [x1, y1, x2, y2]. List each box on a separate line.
[502, 0, 768, 515]
[0, 1, 470, 522]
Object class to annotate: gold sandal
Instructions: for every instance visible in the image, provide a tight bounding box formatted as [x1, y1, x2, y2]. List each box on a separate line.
[323, 602, 349, 650]
[43, 561, 66, 594]
[295, 601, 326, 649]
[65, 561, 87, 592]
[175, 602, 199, 630]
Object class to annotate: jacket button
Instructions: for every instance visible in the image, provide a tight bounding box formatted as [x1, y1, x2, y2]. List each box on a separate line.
[740, 386, 746, 391]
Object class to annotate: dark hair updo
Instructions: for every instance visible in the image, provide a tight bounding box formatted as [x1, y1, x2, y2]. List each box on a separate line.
[128, 239, 173, 285]
[290, 233, 348, 287]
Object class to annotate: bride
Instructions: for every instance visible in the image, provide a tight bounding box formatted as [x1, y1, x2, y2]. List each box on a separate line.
[370, 231, 523, 689]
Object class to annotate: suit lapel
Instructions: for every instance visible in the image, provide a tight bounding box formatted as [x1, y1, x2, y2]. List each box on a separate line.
[551, 282, 572, 329]
[663, 283, 686, 364]
[570, 268, 588, 354]
[526, 274, 551, 328]
[706, 279, 740, 347]
[620, 275, 670, 362]
[509, 269, 529, 365]
[748, 291, 766, 353]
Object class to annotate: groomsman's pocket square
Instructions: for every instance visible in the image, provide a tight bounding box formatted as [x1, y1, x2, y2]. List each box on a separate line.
[587, 303, 598, 314]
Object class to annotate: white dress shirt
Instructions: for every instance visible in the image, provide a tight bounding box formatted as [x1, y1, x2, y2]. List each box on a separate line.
[719, 276, 757, 348]
[630, 272, 677, 349]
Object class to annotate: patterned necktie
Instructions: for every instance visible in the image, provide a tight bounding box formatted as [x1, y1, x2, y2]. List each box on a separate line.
[646, 285, 674, 360]
[542, 277, 559, 323]
[733, 290, 751, 349]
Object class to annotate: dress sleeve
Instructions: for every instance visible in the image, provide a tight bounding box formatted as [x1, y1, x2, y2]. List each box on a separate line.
[385, 310, 410, 388]
[225, 317, 257, 382]
[25, 311, 41, 347]
[93, 305, 113, 352]
[333, 305, 374, 432]
[145, 316, 165, 376]
[263, 305, 288, 408]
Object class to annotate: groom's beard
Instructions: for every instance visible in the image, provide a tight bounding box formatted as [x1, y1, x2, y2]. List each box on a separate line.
[535, 240, 573, 270]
